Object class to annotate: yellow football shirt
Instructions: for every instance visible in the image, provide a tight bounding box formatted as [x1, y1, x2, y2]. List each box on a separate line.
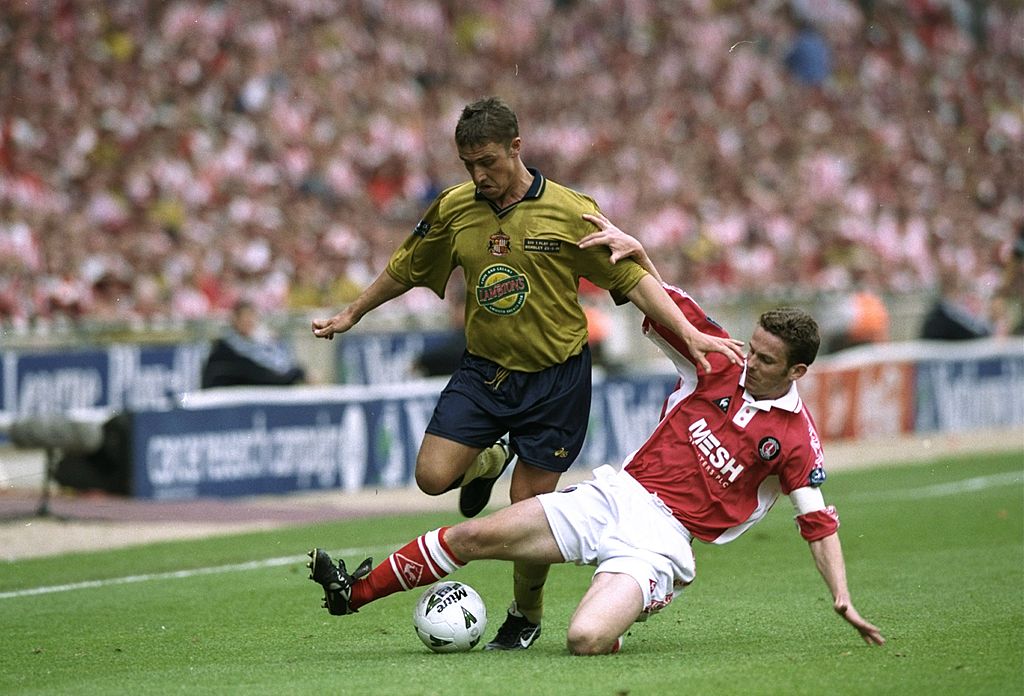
[387, 170, 648, 372]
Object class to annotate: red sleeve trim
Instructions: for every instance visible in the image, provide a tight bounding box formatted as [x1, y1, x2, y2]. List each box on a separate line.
[796, 506, 840, 542]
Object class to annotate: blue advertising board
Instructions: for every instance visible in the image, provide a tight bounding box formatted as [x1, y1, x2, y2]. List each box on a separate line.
[6, 334, 1021, 500]
[0, 343, 205, 422]
[915, 353, 1024, 433]
[128, 372, 680, 500]
[3, 349, 109, 416]
[131, 391, 440, 499]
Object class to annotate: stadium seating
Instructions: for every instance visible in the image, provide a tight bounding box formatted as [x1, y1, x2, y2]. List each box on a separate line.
[0, 1, 1019, 338]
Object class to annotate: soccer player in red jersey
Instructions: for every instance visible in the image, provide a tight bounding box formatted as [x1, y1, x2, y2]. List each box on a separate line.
[307, 217, 885, 654]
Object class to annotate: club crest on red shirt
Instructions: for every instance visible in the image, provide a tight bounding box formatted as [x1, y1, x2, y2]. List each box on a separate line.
[488, 231, 511, 256]
[758, 436, 781, 461]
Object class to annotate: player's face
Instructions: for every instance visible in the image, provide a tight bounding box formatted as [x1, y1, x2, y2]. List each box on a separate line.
[744, 326, 807, 401]
[458, 139, 521, 204]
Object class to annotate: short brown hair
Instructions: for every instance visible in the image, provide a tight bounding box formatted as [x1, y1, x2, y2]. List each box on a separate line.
[758, 307, 820, 366]
[455, 96, 519, 149]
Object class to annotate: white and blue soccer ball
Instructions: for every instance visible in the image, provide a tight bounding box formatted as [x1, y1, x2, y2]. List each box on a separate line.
[412, 581, 488, 653]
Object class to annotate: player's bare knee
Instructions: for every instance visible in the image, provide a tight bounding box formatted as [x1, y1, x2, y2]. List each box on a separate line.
[444, 520, 493, 560]
[566, 616, 618, 656]
[566, 628, 616, 656]
[413, 466, 449, 496]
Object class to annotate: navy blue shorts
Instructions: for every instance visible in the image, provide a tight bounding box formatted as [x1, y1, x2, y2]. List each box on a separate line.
[425, 346, 592, 474]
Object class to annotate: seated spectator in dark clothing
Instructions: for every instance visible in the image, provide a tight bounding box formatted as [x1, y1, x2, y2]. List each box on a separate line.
[201, 300, 306, 388]
[920, 272, 993, 341]
[413, 329, 467, 377]
[920, 299, 993, 341]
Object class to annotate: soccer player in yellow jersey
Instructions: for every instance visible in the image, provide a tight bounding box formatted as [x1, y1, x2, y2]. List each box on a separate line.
[312, 96, 744, 649]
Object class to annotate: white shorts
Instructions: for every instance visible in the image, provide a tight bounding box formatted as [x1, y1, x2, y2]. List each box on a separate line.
[538, 465, 696, 616]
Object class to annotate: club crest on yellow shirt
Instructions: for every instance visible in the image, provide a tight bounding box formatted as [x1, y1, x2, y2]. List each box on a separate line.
[488, 231, 511, 256]
[476, 264, 530, 315]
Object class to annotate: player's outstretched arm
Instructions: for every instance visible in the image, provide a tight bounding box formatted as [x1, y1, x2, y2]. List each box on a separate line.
[579, 212, 663, 282]
[312, 271, 410, 340]
[808, 533, 886, 646]
[625, 275, 745, 371]
[580, 212, 744, 370]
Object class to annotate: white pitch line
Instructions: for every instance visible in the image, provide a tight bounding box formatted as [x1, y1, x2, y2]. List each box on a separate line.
[2, 471, 1021, 601]
[845, 471, 1022, 503]
[0, 545, 390, 601]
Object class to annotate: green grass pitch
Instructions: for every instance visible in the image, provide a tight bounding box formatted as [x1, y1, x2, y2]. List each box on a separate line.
[1, 451, 1021, 695]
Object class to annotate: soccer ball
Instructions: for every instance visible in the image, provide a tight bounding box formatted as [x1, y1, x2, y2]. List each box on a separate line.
[412, 581, 488, 653]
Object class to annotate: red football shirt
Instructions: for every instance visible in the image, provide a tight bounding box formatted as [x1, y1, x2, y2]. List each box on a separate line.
[623, 284, 826, 544]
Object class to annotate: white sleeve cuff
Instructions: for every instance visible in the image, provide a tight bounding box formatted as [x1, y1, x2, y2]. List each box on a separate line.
[789, 486, 826, 515]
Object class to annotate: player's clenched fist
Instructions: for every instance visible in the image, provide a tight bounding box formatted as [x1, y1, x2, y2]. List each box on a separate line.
[311, 312, 355, 340]
[312, 272, 410, 340]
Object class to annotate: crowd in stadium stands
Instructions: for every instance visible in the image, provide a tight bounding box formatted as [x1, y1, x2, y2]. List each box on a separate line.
[0, 0, 1020, 336]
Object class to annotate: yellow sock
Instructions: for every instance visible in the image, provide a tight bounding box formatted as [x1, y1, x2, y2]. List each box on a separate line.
[513, 562, 550, 624]
[461, 442, 507, 486]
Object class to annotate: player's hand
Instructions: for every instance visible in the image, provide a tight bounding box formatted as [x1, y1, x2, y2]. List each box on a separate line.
[835, 600, 886, 646]
[579, 212, 644, 264]
[684, 331, 746, 372]
[311, 312, 355, 340]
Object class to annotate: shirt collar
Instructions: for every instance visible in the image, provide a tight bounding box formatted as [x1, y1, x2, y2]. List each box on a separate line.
[738, 365, 803, 412]
[474, 168, 546, 204]
[522, 168, 545, 199]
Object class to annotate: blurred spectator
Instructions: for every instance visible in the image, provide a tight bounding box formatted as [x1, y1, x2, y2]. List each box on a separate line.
[201, 299, 306, 388]
[784, 15, 833, 86]
[990, 227, 1024, 337]
[920, 267, 993, 341]
[578, 277, 615, 367]
[823, 288, 891, 352]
